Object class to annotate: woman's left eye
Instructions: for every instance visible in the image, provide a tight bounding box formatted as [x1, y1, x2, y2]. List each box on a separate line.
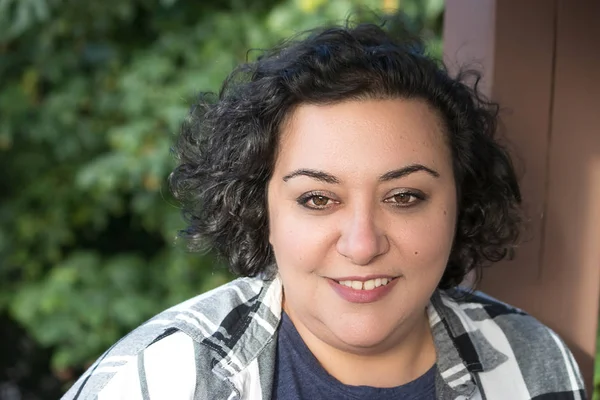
[383, 191, 425, 207]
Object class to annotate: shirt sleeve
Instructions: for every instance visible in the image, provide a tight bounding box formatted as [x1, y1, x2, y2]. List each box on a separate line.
[62, 331, 198, 400]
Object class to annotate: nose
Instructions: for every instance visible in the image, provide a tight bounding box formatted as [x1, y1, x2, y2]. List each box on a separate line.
[336, 208, 389, 265]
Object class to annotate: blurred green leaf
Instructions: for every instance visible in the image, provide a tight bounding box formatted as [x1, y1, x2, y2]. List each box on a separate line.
[0, 0, 444, 392]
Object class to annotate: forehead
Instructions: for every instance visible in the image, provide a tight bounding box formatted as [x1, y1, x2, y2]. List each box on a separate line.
[275, 99, 451, 176]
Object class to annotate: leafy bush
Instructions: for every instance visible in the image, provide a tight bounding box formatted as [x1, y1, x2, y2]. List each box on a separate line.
[0, 0, 443, 393]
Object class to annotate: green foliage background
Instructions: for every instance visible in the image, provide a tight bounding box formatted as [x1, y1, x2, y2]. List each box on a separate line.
[1, 0, 597, 398]
[0, 0, 443, 395]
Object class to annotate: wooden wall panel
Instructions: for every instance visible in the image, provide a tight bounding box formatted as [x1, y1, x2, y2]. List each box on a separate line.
[538, 0, 600, 390]
[444, 0, 600, 393]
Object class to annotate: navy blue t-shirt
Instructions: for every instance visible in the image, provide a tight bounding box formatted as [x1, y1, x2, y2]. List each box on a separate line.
[272, 312, 437, 399]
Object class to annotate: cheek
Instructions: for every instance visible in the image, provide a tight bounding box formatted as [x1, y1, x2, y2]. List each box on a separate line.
[269, 206, 333, 273]
[398, 206, 456, 273]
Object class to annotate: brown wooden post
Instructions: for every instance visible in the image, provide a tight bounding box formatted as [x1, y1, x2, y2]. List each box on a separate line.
[444, 0, 600, 394]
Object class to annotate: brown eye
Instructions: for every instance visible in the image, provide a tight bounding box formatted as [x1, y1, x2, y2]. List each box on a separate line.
[311, 196, 329, 207]
[296, 192, 337, 210]
[393, 193, 413, 204]
[384, 190, 425, 207]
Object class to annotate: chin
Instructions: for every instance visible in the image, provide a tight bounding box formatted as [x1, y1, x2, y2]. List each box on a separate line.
[330, 319, 403, 354]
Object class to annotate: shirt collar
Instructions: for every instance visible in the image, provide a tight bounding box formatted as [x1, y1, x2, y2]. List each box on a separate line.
[210, 276, 283, 379]
[210, 278, 508, 396]
[428, 290, 508, 398]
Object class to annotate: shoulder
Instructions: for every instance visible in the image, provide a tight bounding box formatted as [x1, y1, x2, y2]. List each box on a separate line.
[447, 290, 559, 347]
[62, 277, 273, 400]
[63, 330, 201, 400]
[444, 289, 574, 363]
[438, 290, 586, 397]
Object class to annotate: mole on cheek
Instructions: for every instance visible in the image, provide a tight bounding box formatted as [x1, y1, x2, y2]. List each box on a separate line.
[414, 251, 419, 255]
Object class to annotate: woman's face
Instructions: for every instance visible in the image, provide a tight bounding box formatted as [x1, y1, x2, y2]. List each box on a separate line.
[267, 98, 457, 354]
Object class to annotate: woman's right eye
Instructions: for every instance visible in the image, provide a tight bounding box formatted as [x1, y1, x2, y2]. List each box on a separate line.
[296, 193, 337, 209]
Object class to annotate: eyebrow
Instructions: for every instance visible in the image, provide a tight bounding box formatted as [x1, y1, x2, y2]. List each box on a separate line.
[378, 164, 440, 181]
[282, 169, 340, 184]
[282, 164, 439, 184]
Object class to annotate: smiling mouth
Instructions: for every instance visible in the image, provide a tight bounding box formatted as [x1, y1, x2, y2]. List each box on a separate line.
[333, 277, 398, 291]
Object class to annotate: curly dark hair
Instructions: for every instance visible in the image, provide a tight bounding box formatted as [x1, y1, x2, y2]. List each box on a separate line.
[169, 21, 522, 289]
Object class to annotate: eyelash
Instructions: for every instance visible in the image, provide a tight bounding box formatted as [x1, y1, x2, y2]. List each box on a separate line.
[295, 190, 426, 210]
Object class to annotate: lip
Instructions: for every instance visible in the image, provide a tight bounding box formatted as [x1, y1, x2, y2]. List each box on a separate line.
[327, 276, 399, 304]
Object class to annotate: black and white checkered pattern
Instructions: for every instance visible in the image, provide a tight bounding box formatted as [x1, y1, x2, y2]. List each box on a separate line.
[63, 277, 587, 399]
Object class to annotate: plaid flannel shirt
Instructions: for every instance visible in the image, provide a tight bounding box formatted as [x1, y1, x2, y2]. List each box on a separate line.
[63, 276, 587, 400]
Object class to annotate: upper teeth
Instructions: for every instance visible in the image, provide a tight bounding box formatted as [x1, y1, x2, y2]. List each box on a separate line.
[338, 278, 391, 290]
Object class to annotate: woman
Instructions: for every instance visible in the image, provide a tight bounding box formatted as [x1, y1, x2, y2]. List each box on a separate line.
[63, 22, 586, 400]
